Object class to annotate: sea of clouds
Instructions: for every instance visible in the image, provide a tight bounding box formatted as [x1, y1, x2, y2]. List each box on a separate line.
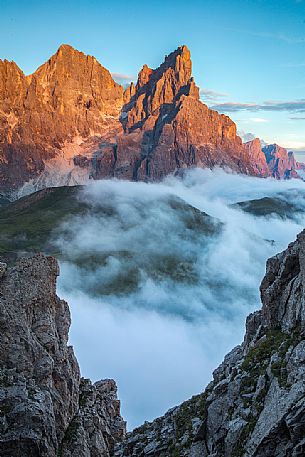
[56, 168, 305, 429]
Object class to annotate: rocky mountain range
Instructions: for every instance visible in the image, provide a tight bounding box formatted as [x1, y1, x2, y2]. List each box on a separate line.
[244, 139, 301, 180]
[1, 44, 302, 199]
[0, 216, 305, 456]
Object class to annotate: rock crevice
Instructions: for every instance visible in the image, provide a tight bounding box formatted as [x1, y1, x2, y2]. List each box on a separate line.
[116, 230, 305, 457]
[0, 254, 125, 456]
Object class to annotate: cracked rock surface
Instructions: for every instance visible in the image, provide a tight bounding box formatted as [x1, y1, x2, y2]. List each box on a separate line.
[0, 45, 258, 196]
[0, 254, 125, 456]
[116, 230, 305, 457]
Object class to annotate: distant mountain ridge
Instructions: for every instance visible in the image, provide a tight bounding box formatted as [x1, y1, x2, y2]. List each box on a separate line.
[244, 138, 302, 179]
[0, 44, 303, 198]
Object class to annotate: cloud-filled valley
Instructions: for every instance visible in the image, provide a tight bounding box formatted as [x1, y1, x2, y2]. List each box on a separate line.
[54, 169, 305, 429]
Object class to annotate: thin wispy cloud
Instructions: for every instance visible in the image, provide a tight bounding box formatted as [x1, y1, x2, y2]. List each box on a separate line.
[227, 27, 305, 44]
[246, 117, 268, 123]
[212, 99, 305, 113]
[200, 88, 229, 103]
[283, 140, 305, 149]
[111, 72, 135, 84]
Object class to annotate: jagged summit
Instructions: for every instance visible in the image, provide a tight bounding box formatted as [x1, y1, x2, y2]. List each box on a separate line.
[244, 138, 301, 179]
[122, 44, 199, 133]
[56, 43, 78, 53]
[0, 44, 265, 196]
[49, 43, 101, 67]
[132, 45, 192, 94]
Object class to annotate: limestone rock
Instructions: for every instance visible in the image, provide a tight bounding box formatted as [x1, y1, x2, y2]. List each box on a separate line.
[116, 230, 305, 456]
[0, 44, 261, 197]
[0, 261, 6, 278]
[244, 139, 302, 180]
[61, 378, 126, 457]
[0, 254, 79, 455]
[0, 254, 125, 456]
[244, 138, 270, 177]
[114, 45, 257, 181]
[262, 143, 300, 179]
[0, 45, 124, 194]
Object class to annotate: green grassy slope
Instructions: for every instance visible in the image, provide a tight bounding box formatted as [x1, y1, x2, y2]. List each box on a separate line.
[233, 195, 304, 219]
[0, 186, 89, 261]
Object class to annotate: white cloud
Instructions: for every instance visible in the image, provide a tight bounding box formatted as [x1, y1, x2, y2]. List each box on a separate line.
[282, 140, 305, 149]
[237, 130, 256, 143]
[111, 72, 135, 84]
[200, 88, 229, 103]
[54, 170, 305, 430]
[212, 99, 305, 113]
[249, 117, 269, 123]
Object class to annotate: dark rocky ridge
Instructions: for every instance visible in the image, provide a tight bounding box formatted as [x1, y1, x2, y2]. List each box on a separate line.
[116, 230, 305, 456]
[0, 254, 125, 456]
[0, 45, 259, 197]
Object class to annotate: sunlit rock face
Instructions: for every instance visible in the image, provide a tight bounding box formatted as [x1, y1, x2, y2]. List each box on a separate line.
[0, 44, 260, 197]
[116, 45, 256, 181]
[0, 45, 124, 195]
[244, 138, 270, 177]
[244, 139, 302, 180]
[262, 143, 300, 179]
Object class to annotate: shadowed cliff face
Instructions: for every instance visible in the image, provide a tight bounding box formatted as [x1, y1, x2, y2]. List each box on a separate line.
[0, 44, 259, 196]
[0, 255, 125, 457]
[116, 230, 305, 457]
[118, 45, 254, 181]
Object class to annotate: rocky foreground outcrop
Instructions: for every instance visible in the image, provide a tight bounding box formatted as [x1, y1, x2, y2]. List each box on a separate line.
[0, 45, 259, 197]
[0, 254, 125, 456]
[116, 231, 305, 457]
[1, 226, 305, 456]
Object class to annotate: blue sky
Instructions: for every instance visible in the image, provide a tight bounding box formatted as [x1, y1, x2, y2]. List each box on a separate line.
[1, 0, 305, 151]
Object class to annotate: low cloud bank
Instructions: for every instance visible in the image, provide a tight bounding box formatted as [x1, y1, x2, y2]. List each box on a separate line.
[56, 168, 305, 429]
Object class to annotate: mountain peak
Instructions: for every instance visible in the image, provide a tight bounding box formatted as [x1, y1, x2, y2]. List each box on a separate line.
[57, 43, 76, 52]
[136, 64, 153, 88]
[53, 43, 92, 62]
[162, 44, 192, 77]
[0, 43, 265, 193]
[124, 44, 196, 132]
